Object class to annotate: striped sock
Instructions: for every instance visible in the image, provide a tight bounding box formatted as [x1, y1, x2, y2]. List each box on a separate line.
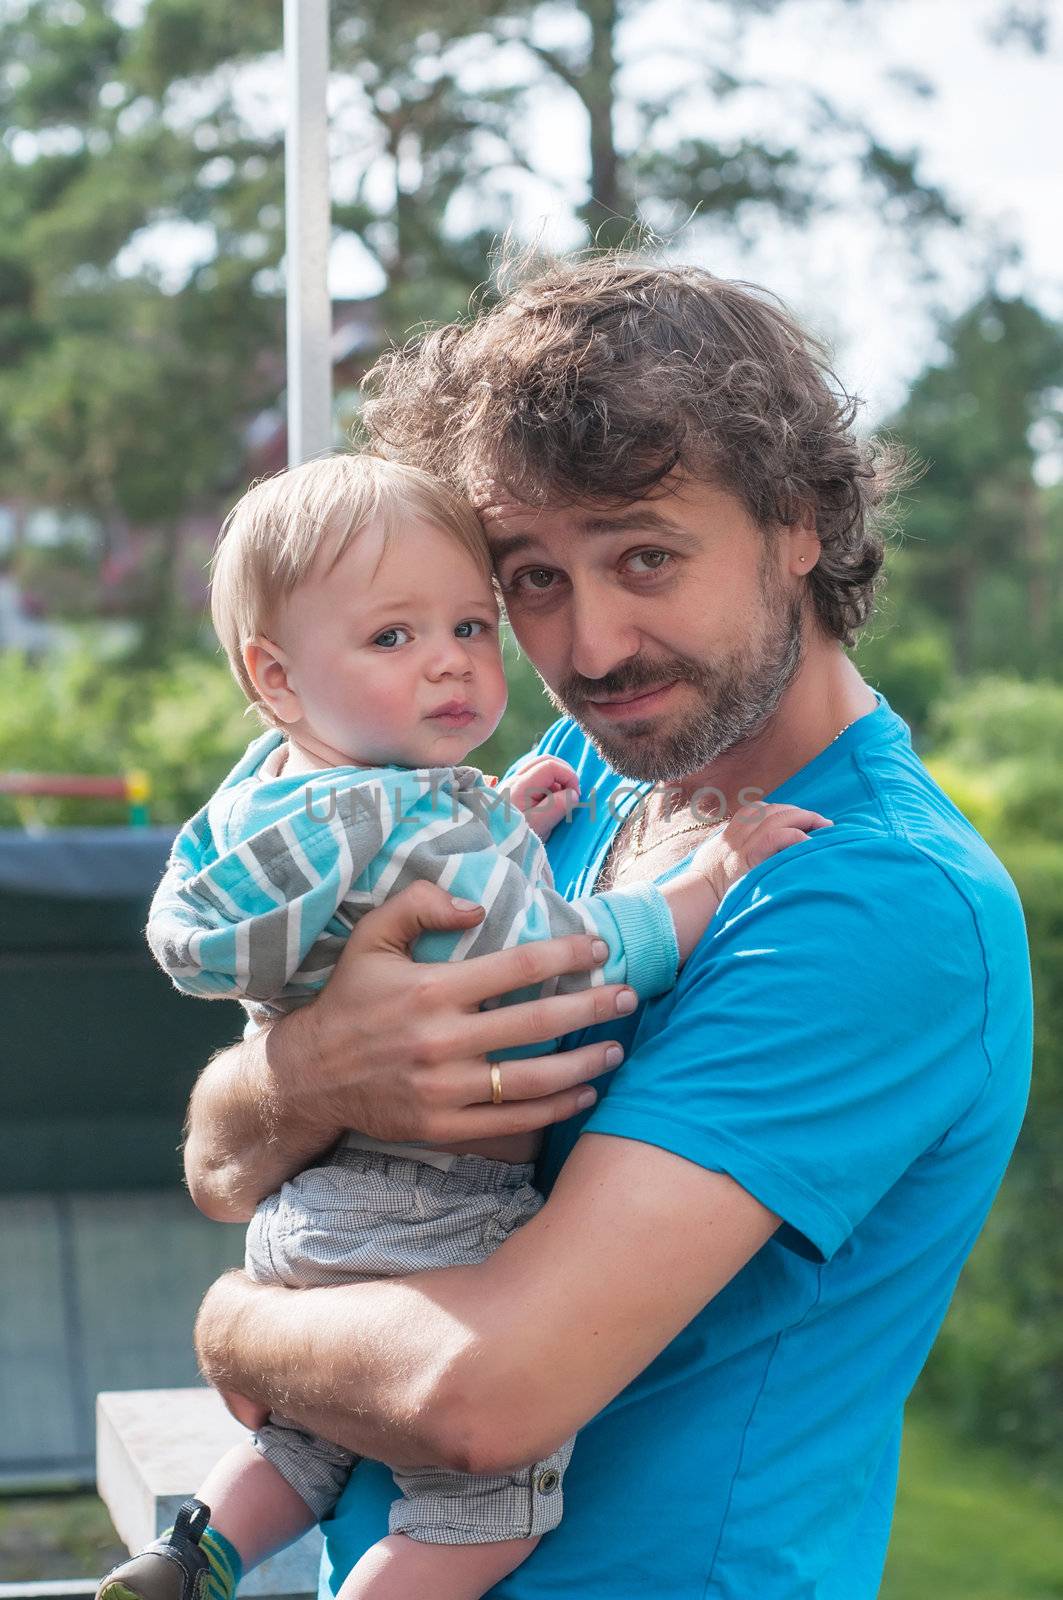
[198, 1527, 242, 1600]
[158, 1524, 242, 1600]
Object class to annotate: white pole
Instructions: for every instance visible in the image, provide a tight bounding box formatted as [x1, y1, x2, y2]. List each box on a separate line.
[284, 0, 332, 466]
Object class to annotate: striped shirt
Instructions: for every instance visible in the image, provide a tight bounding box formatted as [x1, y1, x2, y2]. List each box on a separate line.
[147, 730, 678, 1030]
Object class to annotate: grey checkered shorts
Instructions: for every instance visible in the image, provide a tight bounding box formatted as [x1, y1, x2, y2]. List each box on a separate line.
[243, 1139, 576, 1544]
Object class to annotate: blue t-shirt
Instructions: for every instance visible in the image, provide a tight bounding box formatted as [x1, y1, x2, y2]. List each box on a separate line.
[319, 694, 1032, 1598]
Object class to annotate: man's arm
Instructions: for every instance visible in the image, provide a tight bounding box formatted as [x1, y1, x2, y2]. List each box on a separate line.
[195, 1131, 778, 1472]
[183, 1008, 340, 1221]
[184, 882, 636, 1220]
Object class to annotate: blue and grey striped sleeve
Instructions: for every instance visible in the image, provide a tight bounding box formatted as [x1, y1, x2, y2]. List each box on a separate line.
[148, 766, 678, 1012]
[401, 777, 679, 1003]
[146, 773, 400, 1005]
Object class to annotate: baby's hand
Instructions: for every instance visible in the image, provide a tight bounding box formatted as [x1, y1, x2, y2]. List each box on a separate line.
[505, 755, 582, 839]
[662, 801, 832, 963]
[690, 801, 832, 902]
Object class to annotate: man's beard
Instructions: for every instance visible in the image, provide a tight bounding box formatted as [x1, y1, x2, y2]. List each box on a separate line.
[542, 576, 805, 782]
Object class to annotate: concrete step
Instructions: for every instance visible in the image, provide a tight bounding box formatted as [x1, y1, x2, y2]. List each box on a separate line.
[96, 1391, 320, 1600]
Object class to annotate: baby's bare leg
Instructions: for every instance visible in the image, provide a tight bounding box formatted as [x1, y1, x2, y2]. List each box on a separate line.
[197, 1440, 316, 1568]
[337, 1533, 541, 1600]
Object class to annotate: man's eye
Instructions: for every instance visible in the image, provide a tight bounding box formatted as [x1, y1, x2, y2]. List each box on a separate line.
[455, 619, 489, 638]
[627, 549, 671, 574]
[373, 627, 411, 648]
[514, 568, 556, 592]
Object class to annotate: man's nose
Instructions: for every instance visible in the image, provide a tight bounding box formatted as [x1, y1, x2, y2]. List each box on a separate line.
[568, 593, 640, 681]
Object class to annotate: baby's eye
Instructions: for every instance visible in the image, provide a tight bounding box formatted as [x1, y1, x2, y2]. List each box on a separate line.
[626, 549, 672, 574]
[373, 626, 411, 649]
[454, 619, 490, 638]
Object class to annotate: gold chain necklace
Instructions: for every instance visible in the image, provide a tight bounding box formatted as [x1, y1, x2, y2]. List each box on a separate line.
[628, 717, 860, 860]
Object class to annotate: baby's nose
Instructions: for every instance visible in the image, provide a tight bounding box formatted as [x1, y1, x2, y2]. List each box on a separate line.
[430, 638, 474, 677]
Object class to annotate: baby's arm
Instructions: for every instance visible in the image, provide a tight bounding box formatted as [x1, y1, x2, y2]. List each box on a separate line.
[405, 785, 829, 1006]
[146, 775, 393, 1003]
[494, 763, 831, 978]
[148, 767, 829, 1018]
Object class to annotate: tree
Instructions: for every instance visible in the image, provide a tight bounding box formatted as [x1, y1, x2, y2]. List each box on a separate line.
[885, 292, 1063, 676]
[0, 0, 1025, 644]
[501, 0, 959, 249]
[0, 0, 282, 650]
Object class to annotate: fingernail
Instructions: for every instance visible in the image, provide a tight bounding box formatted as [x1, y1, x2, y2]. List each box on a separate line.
[577, 1089, 597, 1109]
[616, 989, 637, 1015]
[591, 939, 609, 962]
[605, 1045, 624, 1068]
[450, 897, 480, 910]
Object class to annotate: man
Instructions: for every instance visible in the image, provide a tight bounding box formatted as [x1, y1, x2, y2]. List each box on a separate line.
[186, 255, 1032, 1597]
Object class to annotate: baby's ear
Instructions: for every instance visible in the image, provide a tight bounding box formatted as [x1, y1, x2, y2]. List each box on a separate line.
[244, 635, 302, 725]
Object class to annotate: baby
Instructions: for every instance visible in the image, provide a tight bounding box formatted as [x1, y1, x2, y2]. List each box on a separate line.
[98, 455, 825, 1600]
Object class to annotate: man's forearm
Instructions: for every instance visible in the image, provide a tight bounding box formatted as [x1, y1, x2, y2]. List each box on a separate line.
[195, 1267, 484, 1472]
[183, 1009, 342, 1222]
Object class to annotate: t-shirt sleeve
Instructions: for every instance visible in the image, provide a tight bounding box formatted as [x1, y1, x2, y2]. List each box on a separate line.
[583, 830, 992, 1261]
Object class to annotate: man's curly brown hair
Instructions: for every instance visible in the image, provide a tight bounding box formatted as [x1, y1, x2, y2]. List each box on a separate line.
[361, 251, 908, 646]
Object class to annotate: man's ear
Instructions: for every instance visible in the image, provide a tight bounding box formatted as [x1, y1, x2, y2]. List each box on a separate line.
[243, 635, 302, 725]
[784, 510, 821, 576]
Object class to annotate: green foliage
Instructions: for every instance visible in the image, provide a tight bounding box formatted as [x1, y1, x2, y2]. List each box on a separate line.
[886, 292, 1063, 679]
[927, 675, 1063, 839]
[853, 608, 955, 735]
[0, 641, 251, 826]
[917, 678, 1063, 1463]
[882, 1407, 1063, 1598]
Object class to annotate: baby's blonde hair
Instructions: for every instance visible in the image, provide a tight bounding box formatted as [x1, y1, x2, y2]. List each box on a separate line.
[210, 453, 493, 714]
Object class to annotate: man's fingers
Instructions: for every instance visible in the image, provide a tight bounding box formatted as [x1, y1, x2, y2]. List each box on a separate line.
[456, 980, 636, 1052]
[343, 879, 484, 958]
[448, 1088, 600, 1140]
[442, 932, 615, 1010]
[430, 1041, 621, 1140]
[453, 1038, 623, 1108]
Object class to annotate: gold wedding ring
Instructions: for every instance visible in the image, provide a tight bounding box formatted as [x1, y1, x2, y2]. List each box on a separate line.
[490, 1064, 504, 1106]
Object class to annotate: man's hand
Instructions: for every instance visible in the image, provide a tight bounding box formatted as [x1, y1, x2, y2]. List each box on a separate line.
[184, 881, 636, 1221]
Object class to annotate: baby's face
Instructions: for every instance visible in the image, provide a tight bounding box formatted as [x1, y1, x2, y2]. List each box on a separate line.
[274, 515, 508, 769]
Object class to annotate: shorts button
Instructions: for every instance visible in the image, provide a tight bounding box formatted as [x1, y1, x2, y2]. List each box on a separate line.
[535, 1469, 560, 1495]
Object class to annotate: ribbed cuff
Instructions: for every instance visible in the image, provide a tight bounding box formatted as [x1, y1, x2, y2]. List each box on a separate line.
[599, 881, 680, 1000]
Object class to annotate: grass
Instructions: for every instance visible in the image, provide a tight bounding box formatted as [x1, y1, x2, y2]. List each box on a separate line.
[0, 1491, 125, 1582]
[882, 1411, 1063, 1599]
[1, 1411, 1060, 1593]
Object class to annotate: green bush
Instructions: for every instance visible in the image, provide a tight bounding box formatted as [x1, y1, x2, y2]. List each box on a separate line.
[0, 640, 251, 826]
[918, 682, 1063, 1462]
[853, 614, 955, 736]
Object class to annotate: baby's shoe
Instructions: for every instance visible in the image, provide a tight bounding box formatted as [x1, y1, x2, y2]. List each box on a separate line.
[96, 1498, 212, 1600]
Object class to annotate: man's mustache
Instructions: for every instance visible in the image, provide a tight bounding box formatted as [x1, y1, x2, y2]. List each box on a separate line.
[559, 655, 709, 704]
